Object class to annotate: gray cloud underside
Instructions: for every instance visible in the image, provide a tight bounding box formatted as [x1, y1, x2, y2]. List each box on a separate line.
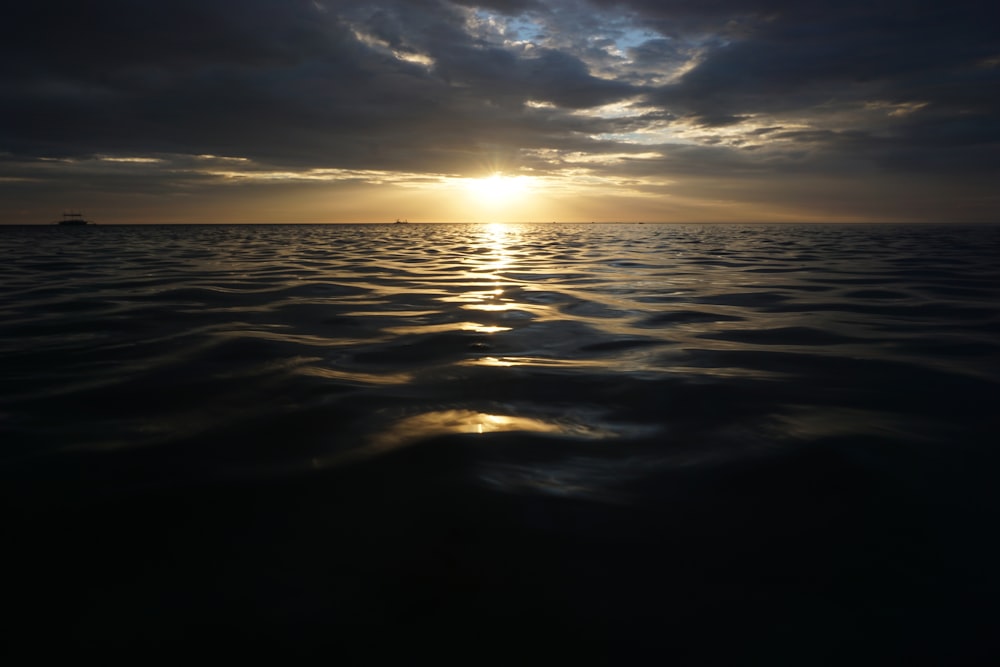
[2, 0, 998, 214]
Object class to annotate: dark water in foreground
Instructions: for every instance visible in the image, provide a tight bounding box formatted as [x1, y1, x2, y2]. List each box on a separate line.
[2, 222, 999, 662]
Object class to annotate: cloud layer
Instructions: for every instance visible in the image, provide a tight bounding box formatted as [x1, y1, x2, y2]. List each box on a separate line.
[2, 0, 998, 221]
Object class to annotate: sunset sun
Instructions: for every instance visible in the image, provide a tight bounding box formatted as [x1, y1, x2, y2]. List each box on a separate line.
[465, 173, 534, 205]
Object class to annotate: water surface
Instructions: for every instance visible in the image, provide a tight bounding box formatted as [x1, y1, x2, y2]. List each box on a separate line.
[2, 223, 999, 661]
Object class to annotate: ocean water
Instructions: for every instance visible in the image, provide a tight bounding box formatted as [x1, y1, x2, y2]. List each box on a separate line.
[2, 222, 999, 661]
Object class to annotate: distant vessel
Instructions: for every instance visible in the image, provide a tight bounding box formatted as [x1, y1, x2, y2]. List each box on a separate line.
[395, 218, 408, 224]
[56, 211, 93, 226]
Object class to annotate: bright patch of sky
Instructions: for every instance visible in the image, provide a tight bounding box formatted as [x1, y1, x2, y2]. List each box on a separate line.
[201, 165, 462, 187]
[588, 130, 675, 145]
[349, 26, 435, 69]
[471, 10, 544, 46]
[575, 101, 654, 119]
[574, 102, 682, 145]
[613, 26, 663, 54]
[97, 156, 164, 163]
[465, 5, 700, 87]
[863, 100, 930, 118]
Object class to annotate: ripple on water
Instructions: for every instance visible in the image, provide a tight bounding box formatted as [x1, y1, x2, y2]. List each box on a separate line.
[1, 222, 998, 487]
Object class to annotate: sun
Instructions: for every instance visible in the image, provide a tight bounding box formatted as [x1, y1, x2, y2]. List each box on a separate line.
[465, 172, 533, 205]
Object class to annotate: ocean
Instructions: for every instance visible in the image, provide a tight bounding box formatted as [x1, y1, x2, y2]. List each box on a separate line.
[2, 222, 999, 662]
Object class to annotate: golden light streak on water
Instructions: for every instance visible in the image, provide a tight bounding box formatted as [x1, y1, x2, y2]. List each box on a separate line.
[367, 409, 618, 451]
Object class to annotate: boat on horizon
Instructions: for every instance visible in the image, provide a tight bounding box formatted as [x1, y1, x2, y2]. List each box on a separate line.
[56, 211, 94, 226]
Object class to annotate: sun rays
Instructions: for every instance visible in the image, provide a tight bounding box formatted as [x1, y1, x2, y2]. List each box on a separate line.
[464, 172, 535, 206]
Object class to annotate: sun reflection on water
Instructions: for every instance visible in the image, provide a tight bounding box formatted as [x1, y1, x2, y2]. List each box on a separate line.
[368, 409, 618, 451]
[383, 321, 512, 335]
[437, 222, 531, 317]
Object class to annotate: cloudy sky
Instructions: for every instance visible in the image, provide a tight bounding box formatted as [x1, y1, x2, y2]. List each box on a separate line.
[2, 0, 998, 223]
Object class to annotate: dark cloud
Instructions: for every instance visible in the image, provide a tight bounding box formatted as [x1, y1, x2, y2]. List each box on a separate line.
[647, 3, 999, 109]
[628, 1, 1000, 161]
[1, 1, 635, 169]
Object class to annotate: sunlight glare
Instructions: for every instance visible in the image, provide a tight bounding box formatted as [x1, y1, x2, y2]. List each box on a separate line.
[465, 173, 533, 205]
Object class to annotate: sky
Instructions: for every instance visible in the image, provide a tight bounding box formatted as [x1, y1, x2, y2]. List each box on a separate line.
[2, 0, 998, 223]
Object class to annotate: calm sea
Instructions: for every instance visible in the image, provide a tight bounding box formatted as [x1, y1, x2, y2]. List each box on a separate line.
[2, 223, 999, 661]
